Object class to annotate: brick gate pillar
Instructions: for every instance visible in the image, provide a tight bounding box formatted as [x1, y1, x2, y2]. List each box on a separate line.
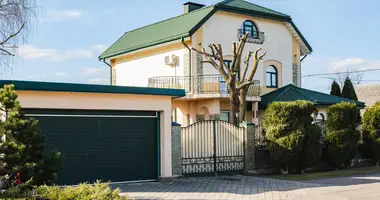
[241, 122, 256, 173]
[171, 122, 182, 176]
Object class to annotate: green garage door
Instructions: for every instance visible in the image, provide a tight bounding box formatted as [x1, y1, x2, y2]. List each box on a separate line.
[24, 109, 158, 185]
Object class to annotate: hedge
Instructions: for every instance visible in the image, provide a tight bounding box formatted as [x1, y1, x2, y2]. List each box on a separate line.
[325, 102, 360, 168]
[362, 102, 380, 166]
[264, 100, 322, 174]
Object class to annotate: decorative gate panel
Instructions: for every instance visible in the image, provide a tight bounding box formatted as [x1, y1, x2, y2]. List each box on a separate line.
[181, 120, 245, 175]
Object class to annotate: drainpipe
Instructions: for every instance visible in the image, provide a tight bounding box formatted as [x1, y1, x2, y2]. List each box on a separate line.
[299, 55, 307, 87]
[103, 59, 113, 85]
[300, 55, 307, 62]
[182, 37, 192, 92]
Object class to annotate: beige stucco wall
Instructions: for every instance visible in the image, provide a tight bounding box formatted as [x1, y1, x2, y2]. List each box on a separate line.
[113, 42, 187, 87]
[173, 98, 260, 126]
[200, 11, 298, 88]
[16, 91, 174, 178]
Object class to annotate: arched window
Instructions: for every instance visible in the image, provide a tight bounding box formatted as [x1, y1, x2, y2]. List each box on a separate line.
[241, 20, 258, 38]
[266, 65, 278, 88]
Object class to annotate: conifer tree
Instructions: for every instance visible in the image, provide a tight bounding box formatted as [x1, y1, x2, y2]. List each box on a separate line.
[342, 77, 358, 100]
[330, 80, 342, 97]
[0, 85, 62, 185]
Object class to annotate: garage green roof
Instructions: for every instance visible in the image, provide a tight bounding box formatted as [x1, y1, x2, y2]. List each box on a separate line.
[99, 0, 312, 60]
[260, 84, 365, 108]
[0, 80, 186, 97]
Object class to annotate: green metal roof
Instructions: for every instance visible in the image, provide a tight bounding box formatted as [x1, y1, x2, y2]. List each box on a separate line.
[217, 0, 290, 19]
[99, 6, 215, 60]
[0, 80, 186, 97]
[99, 0, 312, 60]
[260, 84, 365, 108]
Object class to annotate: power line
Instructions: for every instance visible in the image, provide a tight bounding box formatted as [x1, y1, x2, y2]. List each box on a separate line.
[302, 68, 380, 78]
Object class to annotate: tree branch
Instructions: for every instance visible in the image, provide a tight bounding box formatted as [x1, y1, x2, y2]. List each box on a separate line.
[0, 23, 25, 46]
[247, 48, 267, 81]
[237, 80, 257, 90]
[241, 51, 253, 82]
[192, 46, 229, 80]
[0, 48, 15, 56]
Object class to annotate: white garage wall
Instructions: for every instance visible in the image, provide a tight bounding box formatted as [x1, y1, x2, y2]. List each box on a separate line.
[115, 48, 185, 87]
[200, 11, 294, 86]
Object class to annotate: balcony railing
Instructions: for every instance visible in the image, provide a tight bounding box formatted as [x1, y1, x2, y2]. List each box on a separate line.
[148, 75, 260, 97]
[237, 29, 265, 44]
[148, 76, 193, 92]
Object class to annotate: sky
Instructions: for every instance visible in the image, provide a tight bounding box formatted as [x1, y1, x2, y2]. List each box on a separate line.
[4, 0, 380, 92]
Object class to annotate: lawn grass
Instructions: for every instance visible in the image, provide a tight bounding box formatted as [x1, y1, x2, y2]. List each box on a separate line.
[262, 166, 380, 181]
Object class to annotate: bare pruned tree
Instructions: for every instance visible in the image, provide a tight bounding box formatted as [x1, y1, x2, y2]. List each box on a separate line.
[0, 0, 37, 68]
[192, 33, 266, 124]
[336, 69, 364, 86]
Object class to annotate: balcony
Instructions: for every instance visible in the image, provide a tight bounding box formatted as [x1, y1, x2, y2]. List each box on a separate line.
[237, 29, 265, 44]
[148, 75, 261, 98]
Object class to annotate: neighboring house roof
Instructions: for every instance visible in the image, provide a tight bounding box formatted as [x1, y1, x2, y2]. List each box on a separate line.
[0, 80, 186, 97]
[260, 84, 365, 108]
[355, 84, 380, 108]
[99, 0, 312, 60]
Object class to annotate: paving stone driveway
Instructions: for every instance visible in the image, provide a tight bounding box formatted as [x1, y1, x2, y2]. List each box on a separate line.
[114, 173, 380, 200]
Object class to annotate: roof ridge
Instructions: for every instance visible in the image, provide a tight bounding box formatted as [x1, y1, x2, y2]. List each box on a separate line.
[122, 5, 215, 36]
[219, 0, 290, 17]
[287, 84, 315, 102]
[271, 84, 292, 101]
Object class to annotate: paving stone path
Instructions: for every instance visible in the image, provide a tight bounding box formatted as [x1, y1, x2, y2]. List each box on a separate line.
[114, 173, 380, 200]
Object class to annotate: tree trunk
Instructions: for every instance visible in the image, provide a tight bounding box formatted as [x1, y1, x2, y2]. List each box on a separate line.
[239, 89, 248, 124]
[230, 91, 239, 125]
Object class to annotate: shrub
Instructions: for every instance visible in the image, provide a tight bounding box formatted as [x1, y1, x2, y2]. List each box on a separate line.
[362, 102, 380, 166]
[0, 85, 62, 185]
[325, 102, 360, 168]
[36, 181, 127, 200]
[264, 100, 322, 174]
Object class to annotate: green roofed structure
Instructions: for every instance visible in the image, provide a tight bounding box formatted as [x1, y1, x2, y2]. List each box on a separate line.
[99, 0, 312, 60]
[260, 84, 365, 109]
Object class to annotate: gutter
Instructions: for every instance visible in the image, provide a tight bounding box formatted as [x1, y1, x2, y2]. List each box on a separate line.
[103, 59, 113, 85]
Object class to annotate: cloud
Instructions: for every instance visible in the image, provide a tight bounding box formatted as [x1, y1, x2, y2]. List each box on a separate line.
[18, 45, 104, 61]
[88, 78, 108, 84]
[82, 67, 105, 76]
[90, 44, 107, 53]
[55, 72, 69, 77]
[44, 10, 84, 22]
[329, 58, 380, 72]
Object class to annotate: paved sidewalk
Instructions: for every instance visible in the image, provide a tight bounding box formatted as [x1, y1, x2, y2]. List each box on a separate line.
[115, 173, 380, 200]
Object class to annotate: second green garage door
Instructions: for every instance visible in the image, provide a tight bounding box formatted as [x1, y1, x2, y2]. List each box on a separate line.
[24, 109, 159, 185]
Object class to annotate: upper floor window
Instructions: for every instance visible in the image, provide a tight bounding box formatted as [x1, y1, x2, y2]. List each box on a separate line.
[241, 20, 258, 39]
[266, 65, 278, 88]
[224, 60, 232, 69]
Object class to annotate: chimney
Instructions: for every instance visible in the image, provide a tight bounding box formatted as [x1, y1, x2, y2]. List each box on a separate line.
[184, 2, 205, 13]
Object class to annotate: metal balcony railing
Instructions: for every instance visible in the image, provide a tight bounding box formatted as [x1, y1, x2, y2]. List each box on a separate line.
[148, 75, 261, 97]
[148, 76, 193, 92]
[237, 29, 265, 44]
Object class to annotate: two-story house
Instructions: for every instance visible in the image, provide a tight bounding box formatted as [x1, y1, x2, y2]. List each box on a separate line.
[99, 0, 364, 126]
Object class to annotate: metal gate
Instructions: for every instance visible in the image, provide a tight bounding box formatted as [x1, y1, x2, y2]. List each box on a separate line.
[181, 120, 245, 175]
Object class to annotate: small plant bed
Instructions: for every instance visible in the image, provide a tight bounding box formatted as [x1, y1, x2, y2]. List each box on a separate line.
[262, 166, 380, 181]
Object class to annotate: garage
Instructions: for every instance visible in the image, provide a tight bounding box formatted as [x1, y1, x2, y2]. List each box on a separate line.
[0, 80, 185, 185]
[24, 109, 159, 185]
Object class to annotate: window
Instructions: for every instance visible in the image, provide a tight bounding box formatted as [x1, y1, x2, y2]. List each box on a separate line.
[266, 65, 278, 88]
[224, 60, 232, 69]
[220, 111, 230, 122]
[241, 20, 258, 38]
